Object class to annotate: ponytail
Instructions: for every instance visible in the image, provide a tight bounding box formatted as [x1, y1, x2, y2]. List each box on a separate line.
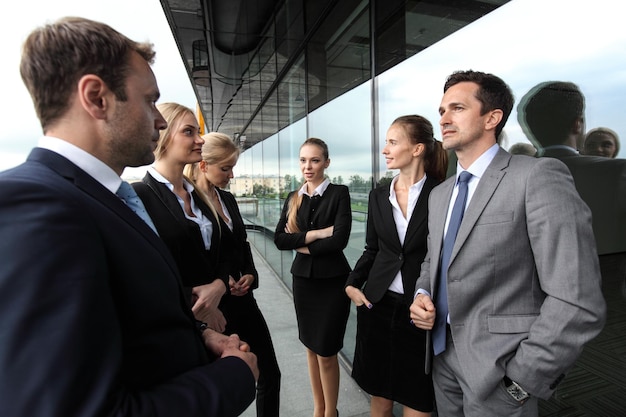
[425, 140, 448, 183]
[286, 192, 303, 233]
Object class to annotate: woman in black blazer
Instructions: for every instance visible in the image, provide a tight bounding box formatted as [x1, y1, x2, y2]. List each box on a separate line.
[133, 103, 228, 333]
[186, 132, 281, 417]
[345, 116, 448, 417]
[274, 138, 351, 417]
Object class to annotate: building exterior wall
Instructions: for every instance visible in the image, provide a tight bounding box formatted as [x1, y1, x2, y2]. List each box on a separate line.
[214, 0, 625, 413]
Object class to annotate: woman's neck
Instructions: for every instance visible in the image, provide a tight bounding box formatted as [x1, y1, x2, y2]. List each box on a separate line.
[395, 164, 425, 191]
[153, 160, 185, 190]
[195, 174, 216, 196]
[306, 178, 324, 193]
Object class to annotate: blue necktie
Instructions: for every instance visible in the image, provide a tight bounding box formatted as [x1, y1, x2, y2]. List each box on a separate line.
[116, 181, 158, 235]
[433, 171, 472, 355]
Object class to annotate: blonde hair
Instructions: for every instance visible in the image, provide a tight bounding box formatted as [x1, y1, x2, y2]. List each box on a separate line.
[286, 138, 329, 233]
[184, 131, 240, 183]
[156, 102, 220, 226]
[154, 102, 195, 161]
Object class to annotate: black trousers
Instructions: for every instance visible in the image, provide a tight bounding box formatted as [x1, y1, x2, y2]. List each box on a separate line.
[220, 292, 281, 417]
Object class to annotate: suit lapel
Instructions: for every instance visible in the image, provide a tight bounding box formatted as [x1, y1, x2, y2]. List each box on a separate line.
[375, 186, 403, 250]
[29, 149, 180, 272]
[449, 148, 510, 265]
[143, 173, 189, 224]
[429, 177, 455, 286]
[404, 177, 437, 248]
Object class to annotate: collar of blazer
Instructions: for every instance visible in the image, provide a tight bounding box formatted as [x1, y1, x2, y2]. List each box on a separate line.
[377, 176, 439, 249]
[430, 149, 510, 271]
[448, 149, 509, 265]
[28, 148, 179, 270]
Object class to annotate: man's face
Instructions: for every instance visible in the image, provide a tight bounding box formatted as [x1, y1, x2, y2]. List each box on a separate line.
[105, 52, 167, 172]
[438, 82, 490, 152]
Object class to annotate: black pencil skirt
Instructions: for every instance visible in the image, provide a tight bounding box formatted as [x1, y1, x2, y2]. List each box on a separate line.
[292, 274, 350, 357]
[351, 290, 434, 412]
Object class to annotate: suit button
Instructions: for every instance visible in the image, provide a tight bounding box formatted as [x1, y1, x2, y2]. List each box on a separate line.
[399, 254, 403, 260]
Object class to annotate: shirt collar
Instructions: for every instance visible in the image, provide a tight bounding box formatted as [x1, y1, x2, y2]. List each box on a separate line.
[148, 166, 195, 193]
[456, 143, 499, 181]
[298, 178, 330, 197]
[38, 136, 122, 193]
[389, 174, 427, 199]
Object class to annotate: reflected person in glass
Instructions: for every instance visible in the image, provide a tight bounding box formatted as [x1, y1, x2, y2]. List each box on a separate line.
[582, 127, 620, 158]
[345, 115, 447, 417]
[274, 138, 352, 417]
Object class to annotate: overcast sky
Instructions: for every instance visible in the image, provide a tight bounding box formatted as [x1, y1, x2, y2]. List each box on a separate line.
[0, 0, 196, 173]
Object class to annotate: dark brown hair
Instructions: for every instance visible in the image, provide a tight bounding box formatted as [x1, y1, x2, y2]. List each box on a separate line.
[444, 70, 514, 140]
[20, 16, 156, 132]
[392, 115, 448, 182]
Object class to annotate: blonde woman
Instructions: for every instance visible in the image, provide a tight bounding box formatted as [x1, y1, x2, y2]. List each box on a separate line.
[186, 132, 281, 417]
[132, 102, 228, 332]
[274, 138, 352, 417]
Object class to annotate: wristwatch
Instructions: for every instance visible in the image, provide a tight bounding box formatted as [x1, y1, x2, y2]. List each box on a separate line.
[503, 376, 530, 403]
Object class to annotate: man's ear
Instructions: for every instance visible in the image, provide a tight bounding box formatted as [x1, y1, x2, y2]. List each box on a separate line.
[77, 75, 110, 120]
[485, 109, 503, 132]
[572, 117, 584, 134]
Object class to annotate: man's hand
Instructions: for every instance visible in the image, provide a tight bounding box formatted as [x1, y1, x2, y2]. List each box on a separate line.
[203, 330, 259, 381]
[409, 293, 436, 330]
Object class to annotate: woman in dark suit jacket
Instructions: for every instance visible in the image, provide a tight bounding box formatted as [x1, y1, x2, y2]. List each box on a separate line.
[345, 116, 447, 417]
[274, 138, 352, 417]
[135, 104, 281, 416]
[185, 132, 281, 417]
[133, 102, 228, 333]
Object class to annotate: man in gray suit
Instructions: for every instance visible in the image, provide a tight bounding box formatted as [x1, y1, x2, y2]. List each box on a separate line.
[409, 70, 606, 417]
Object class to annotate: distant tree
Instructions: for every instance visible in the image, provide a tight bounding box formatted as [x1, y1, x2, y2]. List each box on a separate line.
[252, 183, 275, 196]
[282, 174, 299, 193]
[377, 171, 395, 188]
[348, 174, 369, 193]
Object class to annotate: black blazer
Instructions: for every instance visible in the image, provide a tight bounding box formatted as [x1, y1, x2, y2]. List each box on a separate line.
[542, 148, 626, 255]
[133, 172, 229, 292]
[274, 183, 352, 278]
[217, 188, 259, 289]
[345, 176, 439, 306]
[0, 149, 254, 417]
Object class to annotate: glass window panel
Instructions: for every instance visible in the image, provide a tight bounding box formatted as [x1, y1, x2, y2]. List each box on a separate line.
[308, 81, 372, 361]
[375, 1, 626, 413]
[307, 0, 370, 112]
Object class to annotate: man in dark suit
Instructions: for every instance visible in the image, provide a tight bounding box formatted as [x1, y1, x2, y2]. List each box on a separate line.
[0, 17, 257, 417]
[517, 81, 626, 263]
[409, 70, 605, 416]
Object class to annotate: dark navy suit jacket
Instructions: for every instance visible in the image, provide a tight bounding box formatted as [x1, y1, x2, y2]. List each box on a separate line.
[0, 148, 255, 417]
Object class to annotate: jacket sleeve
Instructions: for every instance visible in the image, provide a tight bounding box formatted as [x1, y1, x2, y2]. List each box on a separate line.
[346, 188, 378, 290]
[0, 178, 255, 417]
[308, 185, 352, 255]
[507, 158, 606, 399]
[223, 191, 259, 287]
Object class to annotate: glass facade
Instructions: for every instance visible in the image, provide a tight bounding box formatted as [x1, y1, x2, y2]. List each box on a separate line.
[171, 0, 626, 414]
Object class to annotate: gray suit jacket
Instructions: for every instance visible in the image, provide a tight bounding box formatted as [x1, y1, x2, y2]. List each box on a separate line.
[417, 147, 606, 400]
